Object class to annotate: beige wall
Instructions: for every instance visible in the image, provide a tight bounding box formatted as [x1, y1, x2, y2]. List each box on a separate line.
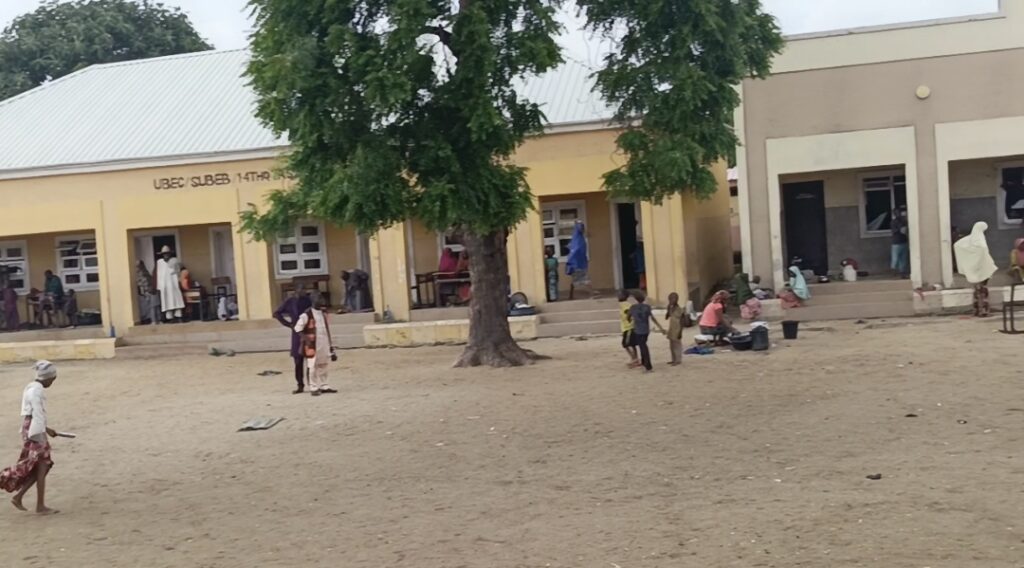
[741, 46, 1024, 285]
[21, 231, 101, 312]
[0, 157, 287, 332]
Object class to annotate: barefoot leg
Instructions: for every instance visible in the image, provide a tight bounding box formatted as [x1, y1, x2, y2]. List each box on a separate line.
[11, 477, 35, 511]
[34, 461, 55, 514]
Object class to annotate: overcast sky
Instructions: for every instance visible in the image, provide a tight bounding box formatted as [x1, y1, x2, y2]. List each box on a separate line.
[0, 0, 1002, 56]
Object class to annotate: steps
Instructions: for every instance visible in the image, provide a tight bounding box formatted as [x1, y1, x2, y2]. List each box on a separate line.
[120, 313, 375, 352]
[784, 279, 916, 322]
[537, 298, 622, 337]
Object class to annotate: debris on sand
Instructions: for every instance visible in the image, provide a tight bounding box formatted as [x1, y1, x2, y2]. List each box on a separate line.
[866, 473, 882, 480]
[238, 417, 285, 432]
[905, 413, 918, 418]
[257, 370, 282, 377]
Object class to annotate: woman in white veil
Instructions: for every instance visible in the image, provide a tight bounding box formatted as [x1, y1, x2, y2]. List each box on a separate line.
[953, 222, 998, 317]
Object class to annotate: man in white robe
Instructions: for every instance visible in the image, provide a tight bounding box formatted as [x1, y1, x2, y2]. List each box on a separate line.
[155, 246, 185, 322]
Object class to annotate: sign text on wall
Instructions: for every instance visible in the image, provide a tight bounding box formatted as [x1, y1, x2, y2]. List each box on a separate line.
[153, 170, 293, 191]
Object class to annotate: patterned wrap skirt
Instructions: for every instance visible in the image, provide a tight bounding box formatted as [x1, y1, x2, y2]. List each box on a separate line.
[0, 416, 53, 493]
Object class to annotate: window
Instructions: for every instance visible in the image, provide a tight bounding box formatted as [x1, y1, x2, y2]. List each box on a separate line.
[55, 236, 100, 290]
[999, 165, 1024, 227]
[274, 223, 327, 278]
[542, 202, 586, 261]
[0, 240, 29, 293]
[862, 174, 906, 235]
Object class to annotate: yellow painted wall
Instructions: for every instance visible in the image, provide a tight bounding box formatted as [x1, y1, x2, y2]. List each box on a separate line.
[517, 129, 624, 198]
[409, 220, 441, 275]
[22, 231, 101, 311]
[0, 157, 287, 333]
[683, 162, 735, 301]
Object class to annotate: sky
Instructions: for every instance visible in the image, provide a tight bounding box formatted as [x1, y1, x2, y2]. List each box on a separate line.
[0, 0, 1003, 57]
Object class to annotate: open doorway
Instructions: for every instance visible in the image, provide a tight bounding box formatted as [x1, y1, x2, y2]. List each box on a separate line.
[615, 202, 643, 290]
[782, 181, 828, 275]
[134, 231, 180, 275]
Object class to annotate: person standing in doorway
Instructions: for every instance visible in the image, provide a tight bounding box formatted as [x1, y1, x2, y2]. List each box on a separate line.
[628, 291, 665, 373]
[544, 246, 559, 302]
[891, 206, 910, 279]
[155, 246, 185, 322]
[274, 284, 313, 394]
[1, 361, 61, 515]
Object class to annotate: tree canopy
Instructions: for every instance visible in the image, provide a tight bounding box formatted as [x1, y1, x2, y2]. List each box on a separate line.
[0, 0, 212, 100]
[243, 0, 782, 367]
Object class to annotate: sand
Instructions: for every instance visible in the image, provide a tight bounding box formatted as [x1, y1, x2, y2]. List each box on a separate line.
[0, 316, 1021, 567]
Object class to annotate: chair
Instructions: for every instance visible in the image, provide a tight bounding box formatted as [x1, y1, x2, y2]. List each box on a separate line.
[1002, 274, 1024, 334]
[211, 276, 238, 303]
[412, 273, 437, 309]
[282, 275, 331, 307]
[183, 289, 207, 321]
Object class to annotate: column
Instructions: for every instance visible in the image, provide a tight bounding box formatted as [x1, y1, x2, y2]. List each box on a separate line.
[369, 223, 411, 321]
[639, 195, 689, 305]
[507, 198, 547, 305]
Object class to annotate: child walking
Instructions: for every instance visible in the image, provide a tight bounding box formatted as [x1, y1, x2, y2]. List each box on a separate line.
[544, 246, 559, 302]
[293, 297, 338, 396]
[628, 291, 665, 372]
[665, 292, 685, 366]
[618, 290, 638, 367]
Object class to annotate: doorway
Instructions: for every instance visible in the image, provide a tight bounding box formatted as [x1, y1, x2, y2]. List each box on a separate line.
[616, 203, 641, 290]
[209, 227, 236, 286]
[783, 181, 828, 275]
[133, 232, 180, 275]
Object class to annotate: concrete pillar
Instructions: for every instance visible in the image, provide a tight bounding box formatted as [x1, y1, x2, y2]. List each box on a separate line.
[639, 195, 689, 306]
[369, 223, 411, 321]
[507, 199, 547, 306]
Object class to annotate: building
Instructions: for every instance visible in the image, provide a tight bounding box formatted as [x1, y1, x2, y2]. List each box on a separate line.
[0, 49, 732, 349]
[735, 0, 1024, 314]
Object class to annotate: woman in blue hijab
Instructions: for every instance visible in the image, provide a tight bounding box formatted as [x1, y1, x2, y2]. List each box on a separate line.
[779, 265, 811, 308]
[565, 222, 591, 299]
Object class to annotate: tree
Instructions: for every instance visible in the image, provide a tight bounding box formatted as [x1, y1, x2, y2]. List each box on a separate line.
[0, 0, 211, 100]
[242, 0, 782, 368]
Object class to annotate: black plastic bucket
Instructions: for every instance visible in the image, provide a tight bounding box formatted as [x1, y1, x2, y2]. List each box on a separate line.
[750, 327, 769, 351]
[782, 320, 799, 340]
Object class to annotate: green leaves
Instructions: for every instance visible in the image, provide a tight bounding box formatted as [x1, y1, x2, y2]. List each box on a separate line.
[245, 0, 563, 238]
[0, 0, 211, 100]
[578, 0, 782, 201]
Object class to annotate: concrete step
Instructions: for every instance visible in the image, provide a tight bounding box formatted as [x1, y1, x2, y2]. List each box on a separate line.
[539, 298, 619, 313]
[783, 301, 916, 322]
[212, 333, 365, 353]
[119, 323, 368, 347]
[807, 280, 910, 296]
[804, 290, 913, 306]
[537, 320, 621, 338]
[539, 309, 621, 324]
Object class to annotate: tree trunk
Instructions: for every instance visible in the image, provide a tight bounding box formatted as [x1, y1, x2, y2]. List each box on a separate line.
[454, 229, 542, 368]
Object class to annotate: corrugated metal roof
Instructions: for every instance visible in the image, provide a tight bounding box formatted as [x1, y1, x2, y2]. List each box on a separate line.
[0, 49, 614, 176]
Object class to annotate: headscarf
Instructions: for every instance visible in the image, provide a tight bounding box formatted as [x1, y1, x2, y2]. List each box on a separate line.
[565, 222, 589, 275]
[954, 222, 998, 284]
[1014, 238, 1024, 267]
[788, 266, 811, 300]
[33, 360, 57, 381]
[734, 273, 754, 304]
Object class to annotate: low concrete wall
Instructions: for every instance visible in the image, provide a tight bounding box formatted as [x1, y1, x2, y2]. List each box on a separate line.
[363, 316, 538, 347]
[0, 338, 117, 363]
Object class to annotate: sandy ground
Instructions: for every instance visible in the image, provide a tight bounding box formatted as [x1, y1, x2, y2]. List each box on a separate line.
[0, 317, 1022, 567]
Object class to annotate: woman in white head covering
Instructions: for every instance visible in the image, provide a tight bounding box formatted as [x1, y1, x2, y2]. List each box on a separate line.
[0, 361, 60, 514]
[954, 222, 999, 317]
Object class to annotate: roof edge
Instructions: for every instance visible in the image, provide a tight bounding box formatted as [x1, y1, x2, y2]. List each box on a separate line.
[0, 146, 288, 182]
[784, 9, 1004, 42]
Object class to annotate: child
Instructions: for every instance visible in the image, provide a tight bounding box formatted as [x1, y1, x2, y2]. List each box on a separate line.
[628, 291, 665, 372]
[544, 246, 559, 302]
[63, 290, 78, 329]
[665, 292, 685, 366]
[2, 282, 19, 331]
[618, 290, 638, 367]
[293, 297, 338, 396]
